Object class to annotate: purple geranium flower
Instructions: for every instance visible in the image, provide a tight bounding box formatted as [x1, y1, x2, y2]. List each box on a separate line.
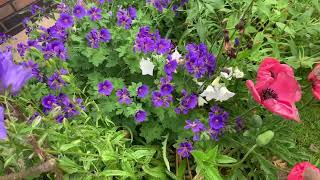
[88, 7, 102, 21]
[137, 85, 149, 98]
[185, 43, 216, 78]
[151, 91, 163, 107]
[135, 110, 147, 123]
[48, 24, 68, 40]
[164, 56, 178, 75]
[0, 48, 32, 95]
[17, 43, 28, 57]
[0, 106, 7, 140]
[116, 87, 132, 104]
[155, 38, 172, 54]
[98, 80, 113, 96]
[0, 32, 8, 44]
[185, 119, 206, 133]
[116, 7, 137, 29]
[57, 13, 74, 28]
[57, 93, 70, 106]
[177, 141, 193, 158]
[160, 83, 174, 95]
[42, 41, 68, 60]
[47, 72, 66, 90]
[146, 0, 171, 12]
[57, 3, 70, 13]
[41, 94, 57, 110]
[175, 93, 197, 114]
[100, 28, 111, 42]
[73, 4, 86, 19]
[86, 29, 100, 48]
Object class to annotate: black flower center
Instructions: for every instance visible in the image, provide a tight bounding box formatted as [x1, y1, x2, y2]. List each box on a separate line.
[261, 88, 278, 100]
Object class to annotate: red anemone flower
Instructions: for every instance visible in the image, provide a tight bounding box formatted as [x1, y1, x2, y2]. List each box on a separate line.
[308, 64, 320, 100]
[288, 162, 320, 180]
[246, 58, 301, 122]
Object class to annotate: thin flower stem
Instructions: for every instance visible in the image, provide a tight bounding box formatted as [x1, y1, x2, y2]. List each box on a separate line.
[236, 105, 260, 119]
[186, 158, 193, 180]
[45, 149, 100, 157]
[3, 95, 12, 121]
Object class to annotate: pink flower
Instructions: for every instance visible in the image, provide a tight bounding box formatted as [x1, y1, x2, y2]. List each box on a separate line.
[246, 58, 301, 122]
[308, 64, 320, 100]
[288, 162, 320, 180]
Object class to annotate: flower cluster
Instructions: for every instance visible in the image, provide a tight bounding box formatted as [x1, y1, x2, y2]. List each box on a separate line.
[117, 7, 137, 29]
[41, 93, 84, 123]
[208, 105, 229, 140]
[152, 76, 174, 108]
[185, 43, 216, 78]
[146, 0, 171, 12]
[134, 26, 172, 54]
[86, 28, 111, 48]
[175, 90, 197, 114]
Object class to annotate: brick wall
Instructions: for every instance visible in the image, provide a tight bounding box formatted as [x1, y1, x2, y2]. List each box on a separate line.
[0, 0, 44, 36]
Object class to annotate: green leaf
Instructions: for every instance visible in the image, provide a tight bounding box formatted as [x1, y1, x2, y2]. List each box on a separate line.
[162, 134, 171, 171]
[89, 49, 107, 66]
[142, 165, 167, 179]
[177, 159, 186, 180]
[59, 157, 81, 174]
[216, 155, 237, 164]
[100, 170, 135, 178]
[59, 139, 81, 151]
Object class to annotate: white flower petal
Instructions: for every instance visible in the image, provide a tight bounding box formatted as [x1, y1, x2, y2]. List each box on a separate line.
[220, 67, 233, 80]
[233, 67, 244, 78]
[215, 86, 235, 102]
[198, 96, 207, 107]
[171, 48, 182, 61]
[140, 58, 155, 76]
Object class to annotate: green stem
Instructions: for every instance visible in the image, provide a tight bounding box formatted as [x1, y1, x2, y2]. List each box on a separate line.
[215, 144, 258, 167]
[236, 105, 260, 119]
[3, 95, 12, 121]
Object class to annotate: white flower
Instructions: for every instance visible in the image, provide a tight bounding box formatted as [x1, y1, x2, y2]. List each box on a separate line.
[140, 57, 155, 76]
[220, 67, 233, 80]
[233, 67, 244, 78]
[199, 77, 235, 102]
[198, 96, 207, 107]
[171, 48, 182, 61]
